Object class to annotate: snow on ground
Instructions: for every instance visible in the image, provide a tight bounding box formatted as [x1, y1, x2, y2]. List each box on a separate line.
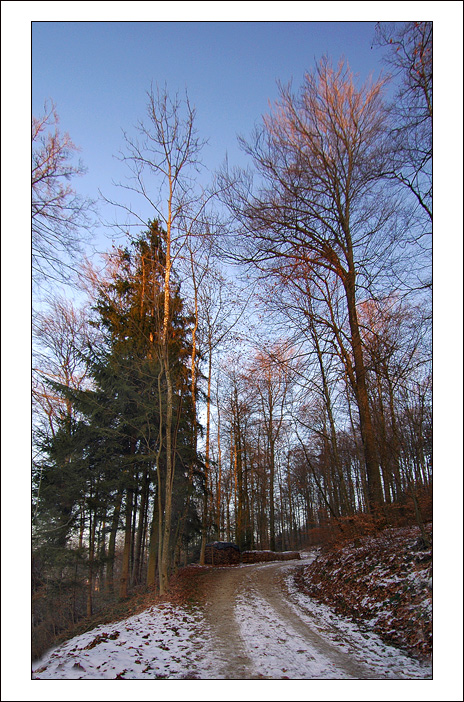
[32, 544, 432, 681]
[296, 526, 433, 659]
[234, 584, 347, 679]
[283, 566, 432, 679]
[232, 557, 431, 679]
[32, 602, 221, 680]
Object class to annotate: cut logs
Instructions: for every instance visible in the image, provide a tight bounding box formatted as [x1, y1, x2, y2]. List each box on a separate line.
[241, 550, 301, 564]
[204, 543, 301, 565]
[205, 542, 241, 565]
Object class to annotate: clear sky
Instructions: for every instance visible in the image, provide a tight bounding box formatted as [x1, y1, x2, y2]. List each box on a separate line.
[28, 9, 462, 262]
[32, 20, 383, 169]
[31, 18, 402, 250]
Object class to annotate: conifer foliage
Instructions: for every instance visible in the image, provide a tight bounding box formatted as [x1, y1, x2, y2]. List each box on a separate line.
[33, 222, 203, 651]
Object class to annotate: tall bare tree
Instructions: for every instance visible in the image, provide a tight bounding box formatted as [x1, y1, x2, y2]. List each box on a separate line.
[374, 22, 432, 224]
[220, 58, 397, 513]
[108, 85, 206, 593]
[374, 22, 432, 294]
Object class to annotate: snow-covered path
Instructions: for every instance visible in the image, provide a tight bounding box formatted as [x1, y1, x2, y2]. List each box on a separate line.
[203, 557, 431, 679]
[32, 554, 431, 680]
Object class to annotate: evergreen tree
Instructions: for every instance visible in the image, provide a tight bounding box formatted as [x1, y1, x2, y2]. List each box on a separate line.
[35, 221, 202, 603]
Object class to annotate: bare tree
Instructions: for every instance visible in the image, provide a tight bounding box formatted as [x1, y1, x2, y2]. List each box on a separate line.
[374, 22, 432, 224]
[245, 343, 293, 550]
[220, 58, 397, 513]
[196, 261, 251, 562]
[32, 100, 94, 289]
[33, 296, 95, 435]
[32, 296, 95, 530]
[108, 85, 206, 593]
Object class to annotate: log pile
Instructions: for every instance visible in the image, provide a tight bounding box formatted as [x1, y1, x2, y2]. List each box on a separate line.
[204, 544, 301, 565]
[241, 550, 276, 564]
[204, 542, 241, 565]
[241, 550, 301, 564]
[278, 551, 301, 561]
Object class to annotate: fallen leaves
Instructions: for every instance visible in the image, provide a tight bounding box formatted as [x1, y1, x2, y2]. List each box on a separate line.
[84, 631, 120, 650]
[293, 524, 432, 661]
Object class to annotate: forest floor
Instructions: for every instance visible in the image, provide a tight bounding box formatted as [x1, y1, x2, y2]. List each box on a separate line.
[31, 524, 432, 681]
[294, 522, 433, 661]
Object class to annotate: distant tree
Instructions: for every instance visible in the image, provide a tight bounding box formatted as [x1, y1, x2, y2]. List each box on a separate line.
[245, 344, 293, 551]
[32, 100, 94, 289]
[218, 360, 254, 551]
[195, 257, 251, 563]
[357, 296, 430, 500]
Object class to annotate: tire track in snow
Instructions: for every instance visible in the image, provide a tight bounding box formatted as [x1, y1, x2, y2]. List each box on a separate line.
[203, 567, 259, 679]
[204, 558, 431, 679]
[235, 562, 377, 679]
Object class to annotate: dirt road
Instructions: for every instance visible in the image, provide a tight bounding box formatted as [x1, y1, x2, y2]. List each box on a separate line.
[30, 554, 432, 680]
[201, 557, 431, 679]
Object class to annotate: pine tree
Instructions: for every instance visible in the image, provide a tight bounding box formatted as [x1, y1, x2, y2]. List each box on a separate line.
[36, 221, 202, 601]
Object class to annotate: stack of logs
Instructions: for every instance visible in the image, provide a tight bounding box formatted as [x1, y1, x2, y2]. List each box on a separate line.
[204, 542, 301, 566]
[241, 550, 301, 564]
[205, 542, 241, 565]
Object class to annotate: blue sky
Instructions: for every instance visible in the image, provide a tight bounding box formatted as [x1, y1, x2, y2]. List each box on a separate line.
[31, 20, 390, 245]
[28, 10, 462, 266]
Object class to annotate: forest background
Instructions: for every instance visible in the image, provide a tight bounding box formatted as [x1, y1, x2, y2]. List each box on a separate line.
[1, 3, 464, 701]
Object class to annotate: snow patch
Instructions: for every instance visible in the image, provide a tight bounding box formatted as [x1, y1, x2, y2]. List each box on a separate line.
[32, 603, 221, 680]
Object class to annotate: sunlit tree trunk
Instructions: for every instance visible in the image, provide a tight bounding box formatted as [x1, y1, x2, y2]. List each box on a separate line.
[200, 344, 213, 564]
[132, 469, 149, 585]
[215, 379, 223, 540]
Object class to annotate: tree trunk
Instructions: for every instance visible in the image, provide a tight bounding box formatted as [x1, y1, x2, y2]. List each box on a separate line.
[200, 346, 213, 564]
[119, 487, 133, 599]
[132, 470, 149, 585]
[159, 351, 173, 595]
[106, 487, 123, 594]
[269, 437, 276, 552]
[87, 508, 96, 617]
[216, 380, 223, 540]
[146, 494, 159, 588]
[344, 271, 383, 513]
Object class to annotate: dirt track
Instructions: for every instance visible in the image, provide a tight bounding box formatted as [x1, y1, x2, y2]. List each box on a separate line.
[202, 564, 257, 679]
[30, 555, 433, 680]
[202, 559, 379, 679]
[201, 558, 431, 680]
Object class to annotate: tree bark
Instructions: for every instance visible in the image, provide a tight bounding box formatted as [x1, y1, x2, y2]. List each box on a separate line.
[119, 486, 133, 599]
[344, 271, 383, 513]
